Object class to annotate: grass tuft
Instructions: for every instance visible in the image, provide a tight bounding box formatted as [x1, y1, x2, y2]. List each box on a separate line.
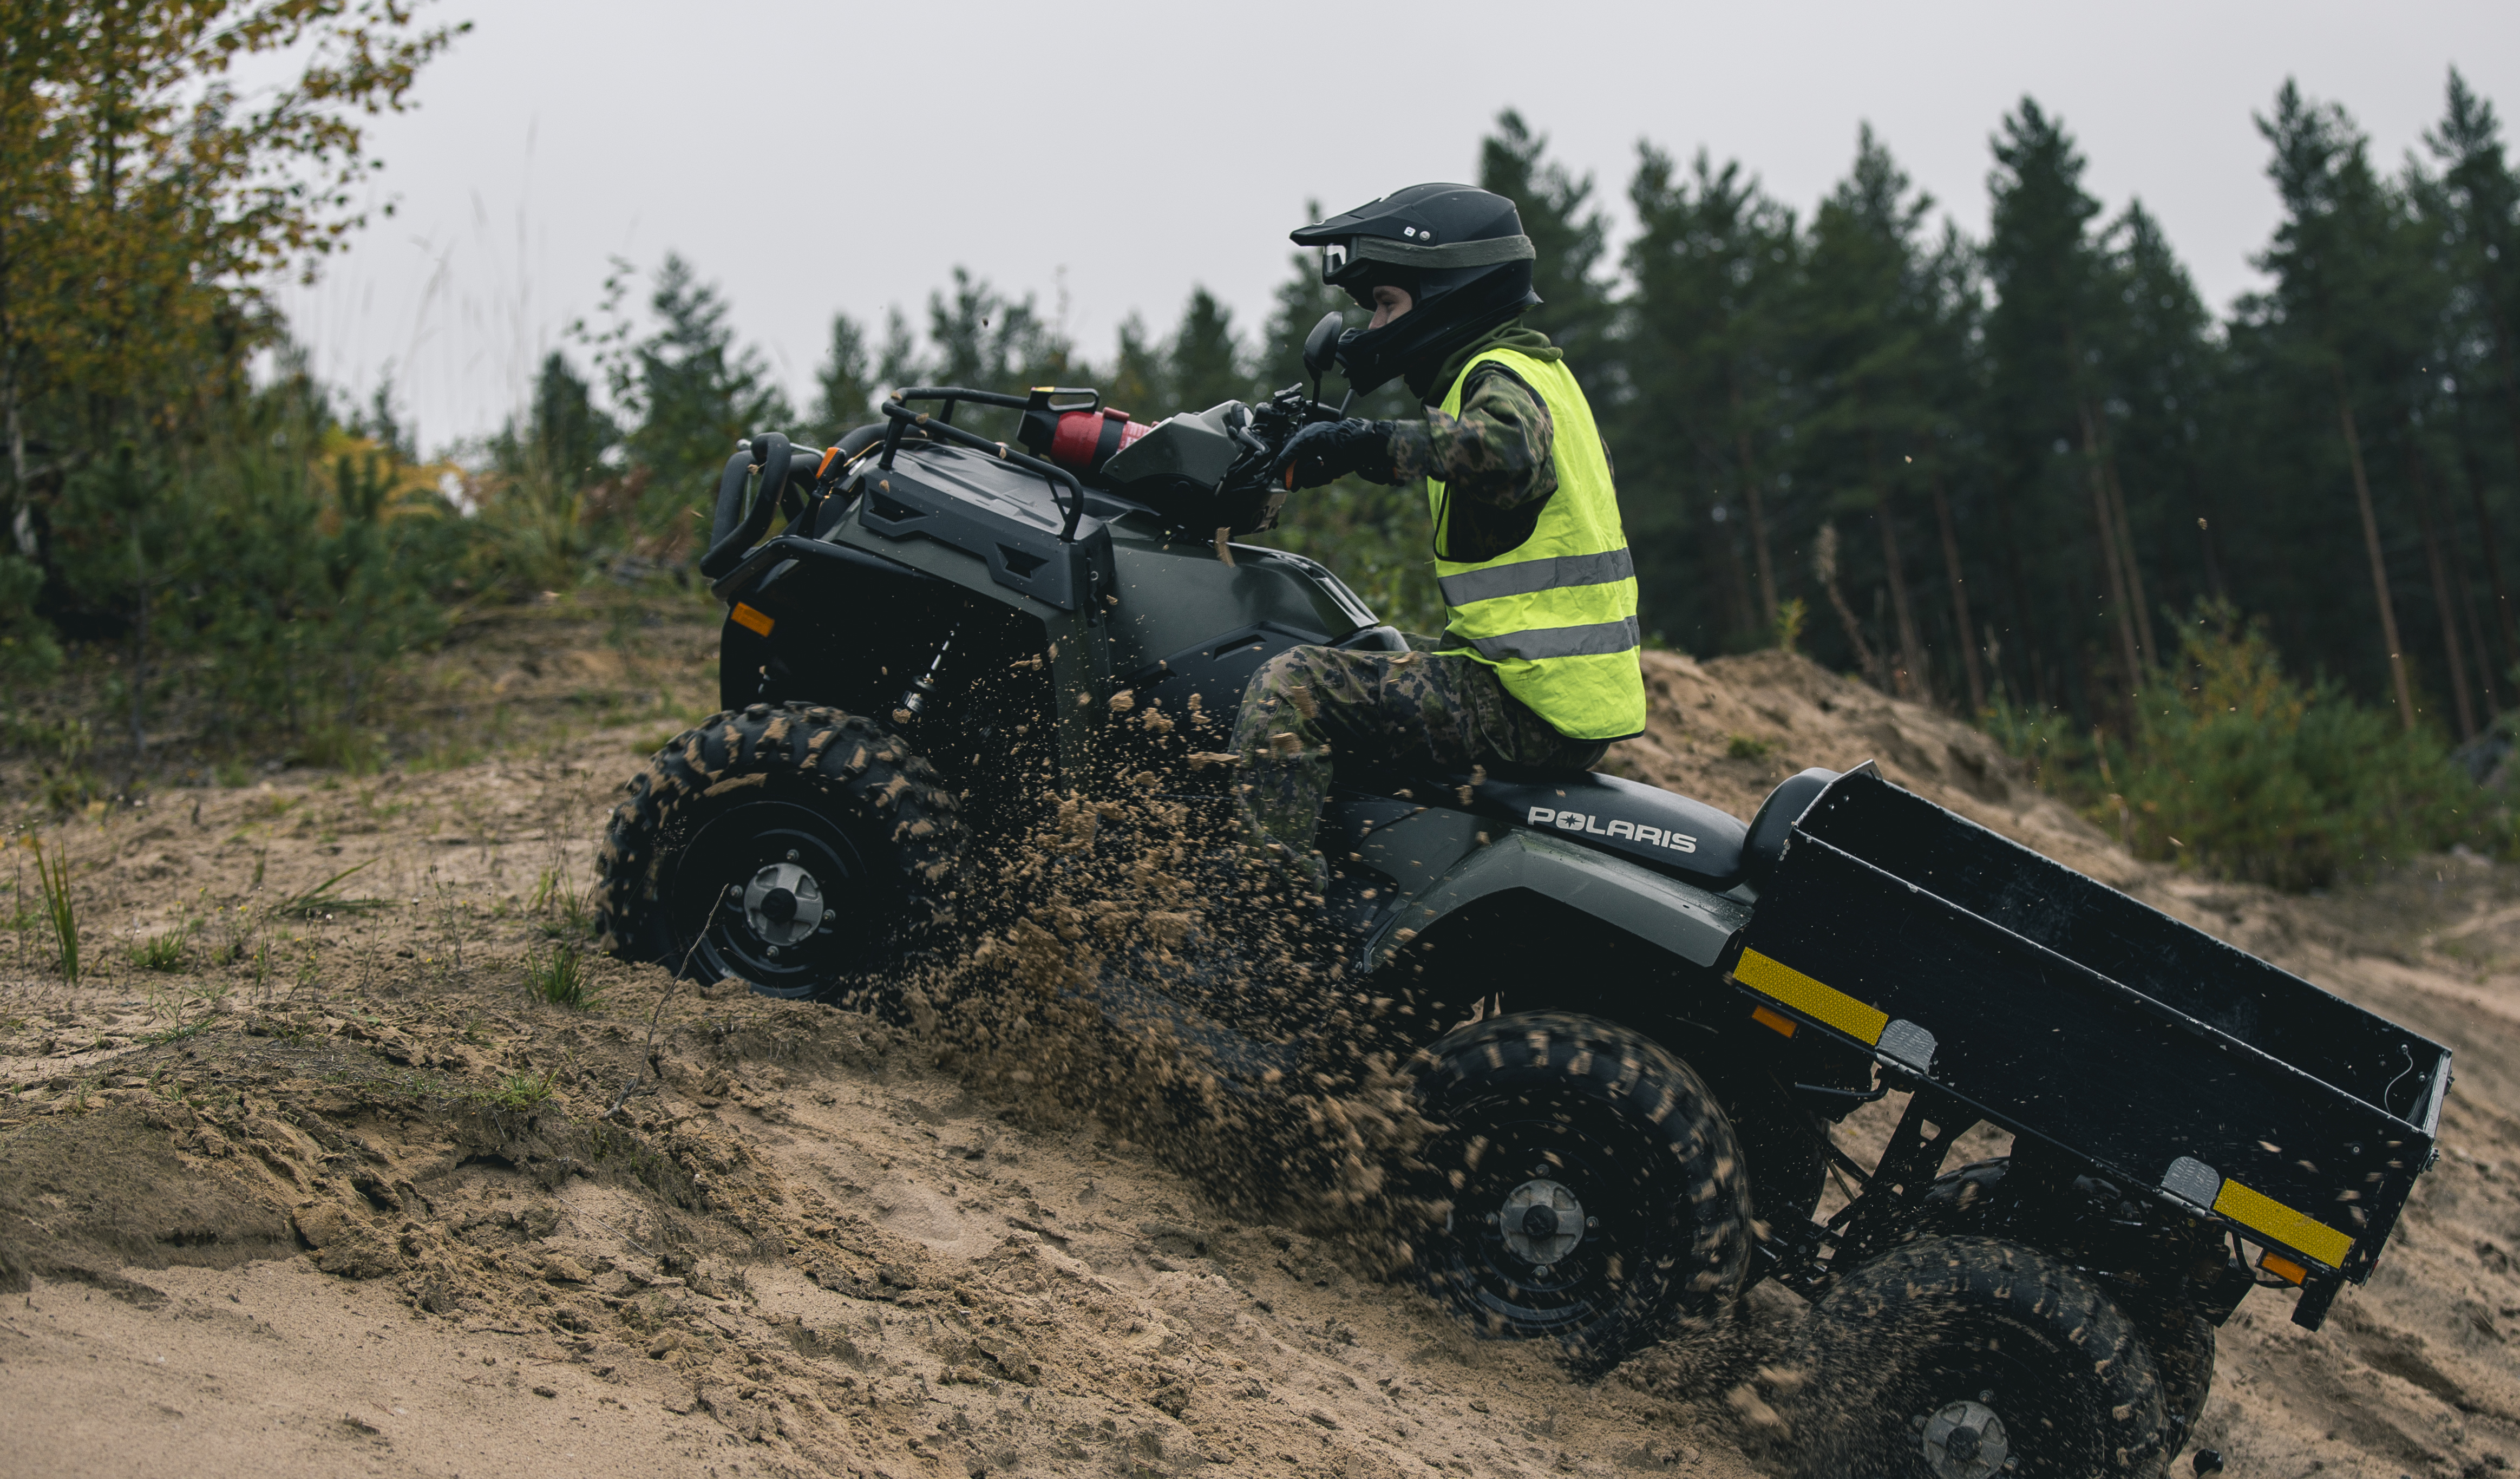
[524, 946, 597, 1009]
[480, 1070, 557, 1109]
[130, 930, 188, 972]
[528, 866, 593, 941]
[269, 858, 390, 918]
[31, 836, 77, 983]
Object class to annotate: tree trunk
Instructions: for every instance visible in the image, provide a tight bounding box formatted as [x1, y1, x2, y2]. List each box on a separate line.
[3, 362, 32, 560]
[1997, 488, 2040, 706]
[1926, 451, 1984, 712]
[1709, 497, 1756, 652]
[2103, 459, 2158, 664]
[1814, 522, 1884, 691]
[2454, 383, 2517, 671]
[1727, 372, 1779, 630]
[1869, 437, 1927, 702]
[127, 518, 148, 763]
[2407, 437, 2475, 738]
[2077, 397, 2143, 701]
[2456, 512, 2499, 718]
[2335, 373, 2415, 730]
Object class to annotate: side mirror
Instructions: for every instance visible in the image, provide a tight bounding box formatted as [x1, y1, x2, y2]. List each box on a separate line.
[1301, 310, 1344, 383]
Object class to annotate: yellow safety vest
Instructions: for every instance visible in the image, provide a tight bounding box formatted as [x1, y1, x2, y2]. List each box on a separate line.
[1428, 347, 1647, 741]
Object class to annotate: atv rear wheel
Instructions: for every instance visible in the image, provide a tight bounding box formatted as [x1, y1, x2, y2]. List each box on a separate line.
[596, 705, 963, 1000]
[1405, 1011, 1751, 1370]
[1786, 1236, 2170, 1479]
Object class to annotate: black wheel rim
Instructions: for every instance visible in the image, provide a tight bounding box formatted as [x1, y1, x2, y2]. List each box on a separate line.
[665, 795, 887, 999]
[1425, 1089, 1678, 1340]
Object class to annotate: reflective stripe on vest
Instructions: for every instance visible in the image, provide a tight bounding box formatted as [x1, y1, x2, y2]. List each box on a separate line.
[1428, 347, 1647, 741]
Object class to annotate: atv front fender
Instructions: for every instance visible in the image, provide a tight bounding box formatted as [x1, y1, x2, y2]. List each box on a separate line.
[1364, 828, 1750, 972]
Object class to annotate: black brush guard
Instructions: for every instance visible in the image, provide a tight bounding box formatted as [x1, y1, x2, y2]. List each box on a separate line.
[1732, 770, 2449, 1330]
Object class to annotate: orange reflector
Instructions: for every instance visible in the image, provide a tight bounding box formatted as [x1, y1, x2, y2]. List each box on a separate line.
[1750, 1004, 1798, 1038]
[2259, 1251, 2307, 1286]
[731, 603, 774, 637]
[815, 443, 842, 476]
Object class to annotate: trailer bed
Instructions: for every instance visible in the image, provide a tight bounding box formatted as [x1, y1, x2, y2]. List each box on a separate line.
[1730, 770, 2449, 1326]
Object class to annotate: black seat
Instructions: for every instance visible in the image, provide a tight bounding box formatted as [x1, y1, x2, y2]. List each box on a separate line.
[1454, 765, 1750, 890]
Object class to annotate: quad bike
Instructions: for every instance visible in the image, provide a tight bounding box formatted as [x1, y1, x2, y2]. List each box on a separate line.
[597, 313, 2450, 1477]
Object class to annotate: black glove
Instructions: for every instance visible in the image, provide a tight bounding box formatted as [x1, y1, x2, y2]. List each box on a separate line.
[1272, 417, 1396, 490]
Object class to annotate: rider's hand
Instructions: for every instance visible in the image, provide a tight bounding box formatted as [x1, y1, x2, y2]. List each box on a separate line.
[1272, 418, 1397, 490]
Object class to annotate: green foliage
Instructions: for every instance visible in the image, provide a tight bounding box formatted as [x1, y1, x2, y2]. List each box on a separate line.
[474, 351, 623, 591]
[165, 377, 456, 742]
[1997, 605, 2475, 888]
[585, 253, 793, 541]
[0, 554, 60, 688]
[807, 313, 879, 444]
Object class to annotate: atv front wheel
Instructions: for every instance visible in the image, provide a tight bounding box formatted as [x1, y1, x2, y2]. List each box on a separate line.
[596, 705, 964, 1000]
[1405, 1011, 1752, 1369]
[1786, 1236, 2170, 1479]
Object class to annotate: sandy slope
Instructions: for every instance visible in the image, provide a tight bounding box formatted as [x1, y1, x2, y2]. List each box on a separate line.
[0, 651, 2515, 1478]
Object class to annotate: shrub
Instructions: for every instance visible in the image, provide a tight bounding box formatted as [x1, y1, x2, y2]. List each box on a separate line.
[1998, 604, 2475, 890]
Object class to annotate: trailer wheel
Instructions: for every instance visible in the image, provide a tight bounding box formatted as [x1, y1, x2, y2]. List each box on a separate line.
[2146, 1310, 2216, 1465]
[1788, 1236, 2169, 1479]
[596, 705, 963, 1001]
[1405, 1011, 1751, 1370]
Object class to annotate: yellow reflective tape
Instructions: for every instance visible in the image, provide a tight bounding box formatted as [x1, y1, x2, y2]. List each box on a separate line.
[1734, 948, 1889, 1046]
[2213, 1177, 2354, 1269]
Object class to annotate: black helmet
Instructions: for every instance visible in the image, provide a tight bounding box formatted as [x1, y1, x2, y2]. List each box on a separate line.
[1291, 184, 1541, 397]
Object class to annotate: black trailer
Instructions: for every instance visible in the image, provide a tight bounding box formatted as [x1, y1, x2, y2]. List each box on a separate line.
[1731, 767, 2447, 1332]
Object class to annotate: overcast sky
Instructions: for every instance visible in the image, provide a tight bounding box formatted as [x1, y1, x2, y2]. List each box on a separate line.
[271, 0, 2520, 454]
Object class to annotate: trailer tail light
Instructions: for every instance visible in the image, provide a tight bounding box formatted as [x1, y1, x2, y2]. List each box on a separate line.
[2258, 1251, 2308, 1286]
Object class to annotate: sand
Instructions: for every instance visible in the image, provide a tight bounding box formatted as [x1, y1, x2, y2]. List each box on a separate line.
[1, 645, 2514, 1477]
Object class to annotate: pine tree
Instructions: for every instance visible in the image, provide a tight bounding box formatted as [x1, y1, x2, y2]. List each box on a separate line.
[1104, 313, 1165, 420]
[619, 253, 791, 538]
[808, 312, 879, 444]
[1797, 125, 1943, 698]
[2249, 82, 2431, 729]
[2424, 69, 2520, 679]
[1166, 287, 1251, 414]
[1984, 99, 2152, 714]
[1478, 110, 1613, 367]
[1622, 145, 1800, 646]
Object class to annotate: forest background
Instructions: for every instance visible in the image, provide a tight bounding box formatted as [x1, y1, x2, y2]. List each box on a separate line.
[6, 3, 2520, 891]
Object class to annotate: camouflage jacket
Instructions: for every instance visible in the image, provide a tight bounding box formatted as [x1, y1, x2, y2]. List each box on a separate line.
[1387, 363, 1556, 565]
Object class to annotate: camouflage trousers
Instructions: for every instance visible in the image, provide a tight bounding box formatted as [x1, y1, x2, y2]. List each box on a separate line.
[1230, 637, 1609, 892]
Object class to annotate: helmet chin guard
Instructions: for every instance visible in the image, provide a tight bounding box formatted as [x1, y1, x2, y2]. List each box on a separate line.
[1293, 184, 1543, 396]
